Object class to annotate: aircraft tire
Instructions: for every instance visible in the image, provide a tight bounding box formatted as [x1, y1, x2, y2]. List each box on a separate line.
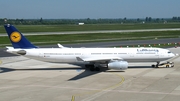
[90, 67, 95, 71]
[89, 65, 95, 71]
[95, 67, 100, 71]
[152, 65, 155, 68]
[166, 65, 169, 68]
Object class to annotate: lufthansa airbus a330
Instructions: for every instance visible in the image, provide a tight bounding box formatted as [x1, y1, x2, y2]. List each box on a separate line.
[4, 24, 175, 71]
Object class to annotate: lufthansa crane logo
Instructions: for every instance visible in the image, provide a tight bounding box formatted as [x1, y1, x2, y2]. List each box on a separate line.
[10, 32, 21, 42]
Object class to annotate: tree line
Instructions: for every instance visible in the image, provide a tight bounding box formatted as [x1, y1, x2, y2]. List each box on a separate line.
[0, 17, 180, 25]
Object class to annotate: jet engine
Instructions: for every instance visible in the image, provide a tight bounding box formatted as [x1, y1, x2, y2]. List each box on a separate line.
[108, 61, 128, 70]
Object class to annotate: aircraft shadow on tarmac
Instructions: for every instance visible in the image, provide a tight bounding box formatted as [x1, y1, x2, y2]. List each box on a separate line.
[0, 66, 104, 80]
[128, 66, 153, 68]
[0, 65, 153, 80]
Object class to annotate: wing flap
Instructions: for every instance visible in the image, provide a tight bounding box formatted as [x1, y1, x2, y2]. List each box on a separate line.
[76, 57, 123, 62]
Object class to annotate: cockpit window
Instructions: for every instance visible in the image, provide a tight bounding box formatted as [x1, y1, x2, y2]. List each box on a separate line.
[168, 51, 171, 53]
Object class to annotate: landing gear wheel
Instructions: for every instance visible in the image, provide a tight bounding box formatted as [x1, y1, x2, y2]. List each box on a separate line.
[85, 64, 100, 71]
[90, 67, 95, 71]
[166, 65, 169, 68]
[152, 65, 155, 68]
[156, 62, 160, 68]
[95, 67, 100, 71]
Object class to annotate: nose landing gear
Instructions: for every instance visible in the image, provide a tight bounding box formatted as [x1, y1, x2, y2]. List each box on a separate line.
[152, 62, 160, 68]
[152, 61, 174, 68]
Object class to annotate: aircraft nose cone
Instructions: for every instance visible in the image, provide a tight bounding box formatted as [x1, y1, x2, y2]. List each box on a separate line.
[171, 53, 175, 57]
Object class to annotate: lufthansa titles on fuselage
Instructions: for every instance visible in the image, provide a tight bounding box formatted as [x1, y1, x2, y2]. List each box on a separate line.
[137, 49, 159, 53]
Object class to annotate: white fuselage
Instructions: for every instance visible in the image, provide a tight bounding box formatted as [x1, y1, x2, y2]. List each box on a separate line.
[8, 47, 175, 64]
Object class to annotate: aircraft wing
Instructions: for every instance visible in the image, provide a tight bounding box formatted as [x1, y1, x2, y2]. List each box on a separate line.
[76, 57, 123, 62]
[57, 43, 69, 48]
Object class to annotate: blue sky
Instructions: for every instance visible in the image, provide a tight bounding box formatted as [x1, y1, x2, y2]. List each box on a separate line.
[0, 0, 179, 19]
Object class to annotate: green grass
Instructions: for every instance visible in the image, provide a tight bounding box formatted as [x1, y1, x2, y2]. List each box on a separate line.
[1, 30, 180, 46]
[117, 43, 179, 48]
[1, 23, 180, 48]
[0, 23, 180, 33]
[23, 30, 180, 42]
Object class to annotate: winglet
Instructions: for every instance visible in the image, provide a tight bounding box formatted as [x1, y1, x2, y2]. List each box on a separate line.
[4, 24, 37, 49]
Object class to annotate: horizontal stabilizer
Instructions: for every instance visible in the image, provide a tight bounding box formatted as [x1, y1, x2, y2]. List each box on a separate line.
[6, 46, 14, 50]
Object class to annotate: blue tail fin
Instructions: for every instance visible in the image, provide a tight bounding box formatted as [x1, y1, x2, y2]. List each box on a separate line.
[4, 24, 37, 49]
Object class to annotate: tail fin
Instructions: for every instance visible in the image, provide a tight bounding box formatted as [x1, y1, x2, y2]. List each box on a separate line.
[4, 24, 37, 49]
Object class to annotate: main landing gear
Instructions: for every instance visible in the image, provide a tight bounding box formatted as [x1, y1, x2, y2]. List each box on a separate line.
[85, 64, 100, 71]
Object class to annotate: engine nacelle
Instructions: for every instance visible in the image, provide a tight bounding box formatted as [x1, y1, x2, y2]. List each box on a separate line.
[108, 61, 128, 70]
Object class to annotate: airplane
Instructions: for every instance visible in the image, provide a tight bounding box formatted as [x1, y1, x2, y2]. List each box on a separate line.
[4, 24, 175, 71]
